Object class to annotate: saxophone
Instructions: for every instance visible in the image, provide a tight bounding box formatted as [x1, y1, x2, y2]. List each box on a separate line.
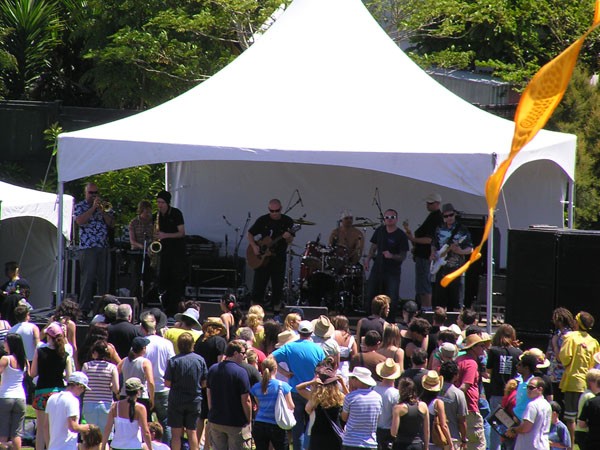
[149, 212, 161, 270]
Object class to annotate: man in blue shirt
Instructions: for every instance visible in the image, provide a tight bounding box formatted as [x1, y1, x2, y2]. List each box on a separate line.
[272, 320, 325, 450]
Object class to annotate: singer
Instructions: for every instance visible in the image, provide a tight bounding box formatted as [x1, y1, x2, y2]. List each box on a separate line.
[364, 208, 409, 322]
[328, 209, 364, 264]
[246, 198, 294, 312]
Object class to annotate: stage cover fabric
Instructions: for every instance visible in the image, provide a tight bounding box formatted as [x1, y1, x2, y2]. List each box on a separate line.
[57, 0, 576, 298]
[0, 182, 73, 308]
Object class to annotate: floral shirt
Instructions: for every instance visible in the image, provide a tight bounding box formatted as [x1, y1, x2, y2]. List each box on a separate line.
[74, 200, 110, 249]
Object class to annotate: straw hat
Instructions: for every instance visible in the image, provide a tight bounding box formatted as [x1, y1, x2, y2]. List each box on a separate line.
[202, 317, 227, 336]
[312, 315, 334, 339]
[375, 358, 402, 380]
[520, 348, 550, 369]
[462, 334, 486, 350]
[422, 370, 444, 392]
[348, 367, 376, 387]
[275, 330, 299, 348]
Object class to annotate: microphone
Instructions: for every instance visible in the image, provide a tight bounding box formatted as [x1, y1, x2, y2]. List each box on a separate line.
[316, 233, 321, 244]
[297, 189, 304, 207]
[372, 187, 378, 205]
[223, 215, 232, 226]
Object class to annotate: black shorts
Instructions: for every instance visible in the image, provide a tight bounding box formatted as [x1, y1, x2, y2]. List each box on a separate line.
[168, 397, 201, 430]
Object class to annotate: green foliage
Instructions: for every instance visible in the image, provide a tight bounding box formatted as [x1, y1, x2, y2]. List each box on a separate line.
[79, 165, 165, 231]
[368, 0, 600, 86]
[549, 66, 600, 229]
[79, 0, 288, 108]
[0, 0, 63, 98]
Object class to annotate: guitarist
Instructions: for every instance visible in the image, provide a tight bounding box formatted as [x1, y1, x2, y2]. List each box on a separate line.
[404, 193, 443, 312]
[247, 199, 295, 312]
[430, 203, 473, 312]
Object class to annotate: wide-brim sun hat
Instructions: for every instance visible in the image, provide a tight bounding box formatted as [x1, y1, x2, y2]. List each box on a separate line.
[174, 307, 201, 330]
[276, 330, 300, 348]
[311, 315, 334, 339]
[140, 307, 168, 330]
[375, 358, 402, 380]
[422, 370, 444, 392]
[520, 347, 550, 369]
[202, 317, 227, 336]
[348, 366, 376, 387]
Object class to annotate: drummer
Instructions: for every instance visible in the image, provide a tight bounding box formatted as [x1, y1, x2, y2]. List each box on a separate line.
[328, 209, 364, 265]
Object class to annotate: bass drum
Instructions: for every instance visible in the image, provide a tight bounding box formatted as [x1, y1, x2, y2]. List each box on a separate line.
[306, 271, 338, 307]
[302, 241, 325, 270]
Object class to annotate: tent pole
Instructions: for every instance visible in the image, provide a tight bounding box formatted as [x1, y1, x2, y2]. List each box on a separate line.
[567, 180, 574, 229]
[57, 182, 64, 306]
[486, 154, 497, 334]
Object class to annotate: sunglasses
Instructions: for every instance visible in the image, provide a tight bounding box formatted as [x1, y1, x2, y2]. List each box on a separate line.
[443, 213, 455, 218]
[526, 385, 539, 391]
[269, 208, 281, 213]
[384, 215, 397, 220]
[88, 191, 99, 195]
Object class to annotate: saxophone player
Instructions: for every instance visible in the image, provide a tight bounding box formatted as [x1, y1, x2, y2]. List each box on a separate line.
[155, 190, 186, 316]
[128, 201, 154, 301]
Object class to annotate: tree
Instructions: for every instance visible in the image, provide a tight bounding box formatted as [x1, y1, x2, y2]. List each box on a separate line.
[78, 0, 288, 108]
[549, 66, 600, 229]
[0, 0, 62, 99]
[367, 0, 600, 86]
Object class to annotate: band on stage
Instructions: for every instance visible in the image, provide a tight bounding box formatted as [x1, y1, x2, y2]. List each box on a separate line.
[72, 187, 473, 318]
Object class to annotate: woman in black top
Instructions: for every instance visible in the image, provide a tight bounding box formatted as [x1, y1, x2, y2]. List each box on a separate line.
[391, 378, 429, 450]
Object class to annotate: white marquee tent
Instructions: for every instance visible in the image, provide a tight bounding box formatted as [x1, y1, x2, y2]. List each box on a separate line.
[0, 182, 73, 308]
[57, 0, 576, 299]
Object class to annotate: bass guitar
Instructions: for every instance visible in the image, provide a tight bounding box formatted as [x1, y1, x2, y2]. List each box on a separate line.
[246, 225, 301, 270]
[430, 235, 466, 276]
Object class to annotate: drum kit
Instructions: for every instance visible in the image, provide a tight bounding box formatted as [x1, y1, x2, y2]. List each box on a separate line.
[284, 216, 380, 313]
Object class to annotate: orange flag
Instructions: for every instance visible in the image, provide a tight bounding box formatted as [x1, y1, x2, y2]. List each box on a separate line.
[441, 0, 600, 287]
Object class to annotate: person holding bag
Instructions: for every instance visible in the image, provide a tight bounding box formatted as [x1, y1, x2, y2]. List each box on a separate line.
[420, 371, 453, 450]
[250, 356, 294, 450]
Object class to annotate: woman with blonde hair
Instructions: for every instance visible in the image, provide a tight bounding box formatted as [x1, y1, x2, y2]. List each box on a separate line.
[245, 305, 265, 349]
[377, 324, 405, 370]
[284, 313, 301, 334]
[297, 366, 347, 450]
[250, 356, 294, 450]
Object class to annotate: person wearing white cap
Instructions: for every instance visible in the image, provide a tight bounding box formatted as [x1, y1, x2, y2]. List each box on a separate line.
[404, 193, 443, 311]
[272, 320, 325, 450]
[45, 372, 93, 450]
[341, 367, 382, 449]
[328, 209, 364, 264]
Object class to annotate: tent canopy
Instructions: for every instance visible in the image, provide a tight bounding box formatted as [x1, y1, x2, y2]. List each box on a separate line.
[0, 182, 73, 308]
[56, 0, 576, 300]
[57, 0, 576, 194]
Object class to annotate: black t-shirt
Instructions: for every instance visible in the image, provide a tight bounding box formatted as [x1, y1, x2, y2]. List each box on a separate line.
[107, 320, 143, 359]
[580, 394, 600, 447]
[248, 214, 294, 259]
[194, 335, 227, 368]
[486, 346, 523, 396]
[370, 226, 409, 273]
[158, 206, 185, 254]
[414, 210, 443, 259]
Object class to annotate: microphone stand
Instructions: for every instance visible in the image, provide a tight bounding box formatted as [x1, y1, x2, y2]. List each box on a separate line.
[140, 238, 148, 301]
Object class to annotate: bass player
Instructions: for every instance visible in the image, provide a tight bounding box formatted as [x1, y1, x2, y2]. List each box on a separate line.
[430, 203, 473, 312]
[246, 198, 295, 312]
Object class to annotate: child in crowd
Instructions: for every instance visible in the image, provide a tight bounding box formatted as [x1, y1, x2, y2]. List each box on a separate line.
[148, 422, 170, 450]
[80, 424, 102, 450]
[548, 401, 571, 450]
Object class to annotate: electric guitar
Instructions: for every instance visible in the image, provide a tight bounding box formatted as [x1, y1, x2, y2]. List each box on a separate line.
[246, 225, 301, 269]
[430, 235, 466, 275]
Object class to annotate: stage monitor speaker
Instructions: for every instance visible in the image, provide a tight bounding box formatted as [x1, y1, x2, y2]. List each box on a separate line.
[283, 306, 328, 321]
[197, 301, 224, 322]
[506, 228, 600, 336]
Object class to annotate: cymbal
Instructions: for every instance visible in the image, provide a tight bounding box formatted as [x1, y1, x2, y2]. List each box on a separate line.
[355, 221, 380, 228]
[294, 218, 316, 225]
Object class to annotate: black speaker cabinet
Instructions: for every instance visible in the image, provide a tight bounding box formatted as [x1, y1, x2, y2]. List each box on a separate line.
[506, 228, 600, 335]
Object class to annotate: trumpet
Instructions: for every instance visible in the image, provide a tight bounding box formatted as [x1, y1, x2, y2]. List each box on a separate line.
[149, 212, 162, 254]
[98, 200, 113, 213]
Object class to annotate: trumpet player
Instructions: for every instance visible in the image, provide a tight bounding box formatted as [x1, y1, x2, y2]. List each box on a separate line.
[155, 190, 186, 317]
[74, 182, 115, 318]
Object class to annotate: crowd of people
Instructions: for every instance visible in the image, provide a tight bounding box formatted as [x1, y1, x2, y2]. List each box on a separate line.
[0, 286, 599, 450]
